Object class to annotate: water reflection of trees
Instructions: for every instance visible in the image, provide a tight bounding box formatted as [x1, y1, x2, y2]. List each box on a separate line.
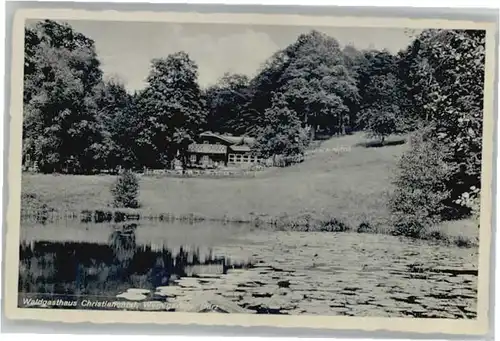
[18, 223, 245, 304]
[108, 223, 138, 264]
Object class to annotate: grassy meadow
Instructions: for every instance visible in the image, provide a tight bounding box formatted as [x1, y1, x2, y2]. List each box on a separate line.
[21, 133, 478, 246]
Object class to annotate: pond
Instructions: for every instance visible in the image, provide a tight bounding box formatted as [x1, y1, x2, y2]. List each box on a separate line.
[18, 220, 478, 318]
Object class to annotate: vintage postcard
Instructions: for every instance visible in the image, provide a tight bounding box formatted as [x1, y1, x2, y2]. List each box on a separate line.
[3, 6, 497, 336]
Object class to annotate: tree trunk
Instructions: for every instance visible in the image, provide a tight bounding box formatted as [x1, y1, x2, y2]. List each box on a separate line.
[309, 125, 316, 141]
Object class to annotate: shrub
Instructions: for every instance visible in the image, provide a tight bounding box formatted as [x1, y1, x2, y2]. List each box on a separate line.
[111, 170, 140, 208]
[455, 186, 481, 225]
[319, 218, 350, 232]
[357, 221, 373, 233]
[453, 235, 475, 248]
[389, 127, 455, 237]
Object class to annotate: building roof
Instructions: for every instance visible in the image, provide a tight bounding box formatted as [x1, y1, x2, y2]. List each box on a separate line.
[188, 144, 227, 155]
[229, 145, 252, 153]
[200, 131, 256, 146]
[241, 137, 256, 146]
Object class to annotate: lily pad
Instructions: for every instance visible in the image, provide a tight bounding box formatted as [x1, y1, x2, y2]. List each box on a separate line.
[116, 292, 147, 301]
[126, 288, 151, 295]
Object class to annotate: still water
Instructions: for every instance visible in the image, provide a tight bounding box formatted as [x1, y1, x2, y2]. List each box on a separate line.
[18, 220, 479, 317]
[19, 221, 252, 305]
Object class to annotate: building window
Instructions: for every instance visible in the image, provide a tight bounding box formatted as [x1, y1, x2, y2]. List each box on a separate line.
[190, 154, 196, 163]
[235, 155, 242, 163]
[202, 155, 209, 163]
[203, 141, 209, 144]
[228, 154, 235, 163]
[242, 155, 249, 163]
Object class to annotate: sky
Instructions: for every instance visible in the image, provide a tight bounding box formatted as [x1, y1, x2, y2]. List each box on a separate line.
[40, 20, 418, 92]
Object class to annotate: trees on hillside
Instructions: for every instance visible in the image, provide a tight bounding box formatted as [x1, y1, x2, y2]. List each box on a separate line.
[204, 73, 252, 135]
[356, 73, 400, 143]
[246, 49, 291, 133]
[354, 49, 401, 140]
[279, 31, 359, 136]
[136, 52, 206, 169]
[23, 20, 103, 174]
[401, 30, 485, 191]
[202, 30, 362, 141]
[21, 22, 407, 173]
[94, 79, 140, 170]
[358, 50, 398, 107]
[23, 21, 208, 173]
[341, 45, 369, 131]
[24, 17, 486, 220]
[253, 94, 310, 165]
[248, 31, 359, 139]
[391, 29, 486, 234]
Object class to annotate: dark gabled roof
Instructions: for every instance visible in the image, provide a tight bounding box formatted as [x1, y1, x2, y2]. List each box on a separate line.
[200, 131, 256, 146]
[188, 143, 227, 155]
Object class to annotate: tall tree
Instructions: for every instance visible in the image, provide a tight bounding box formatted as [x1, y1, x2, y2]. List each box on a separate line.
[204, 73, 252, 134]
[350, 49, 403, 141]
[23, 20, 103, 174]
[93, 79, 140, 170]
[137, 52, 206, 169]
[342, 45, 369, 132]
[253, 93, 310, 165]
[278, 30, 359, 136]
[356, 50, 399, 123]
[243, 49, 293, 135]
[249, 30, 359, 138]
[356, 73, 401, 143]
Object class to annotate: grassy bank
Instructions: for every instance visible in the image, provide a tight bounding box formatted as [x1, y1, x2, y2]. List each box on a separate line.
[21, 133, 479, 247]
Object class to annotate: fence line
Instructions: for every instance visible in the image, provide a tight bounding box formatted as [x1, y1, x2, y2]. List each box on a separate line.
[22, 154, 312, 177]
[142, 168, 264, 178]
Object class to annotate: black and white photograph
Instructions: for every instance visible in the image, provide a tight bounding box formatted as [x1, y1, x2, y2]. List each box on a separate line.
[3, 7, 497, 335]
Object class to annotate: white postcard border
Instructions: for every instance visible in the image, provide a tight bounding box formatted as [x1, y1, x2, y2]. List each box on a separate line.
[3, 7, 498, 335]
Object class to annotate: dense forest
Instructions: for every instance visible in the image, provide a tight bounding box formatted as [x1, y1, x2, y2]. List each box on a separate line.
[21, 20, 403, 173]
[22, 20, 485, 236]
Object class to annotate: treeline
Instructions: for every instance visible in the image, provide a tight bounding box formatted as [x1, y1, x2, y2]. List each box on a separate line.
[23, 20, 486, 235]
[23, 20, 400, 173]
[390, 29, 485, 236]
